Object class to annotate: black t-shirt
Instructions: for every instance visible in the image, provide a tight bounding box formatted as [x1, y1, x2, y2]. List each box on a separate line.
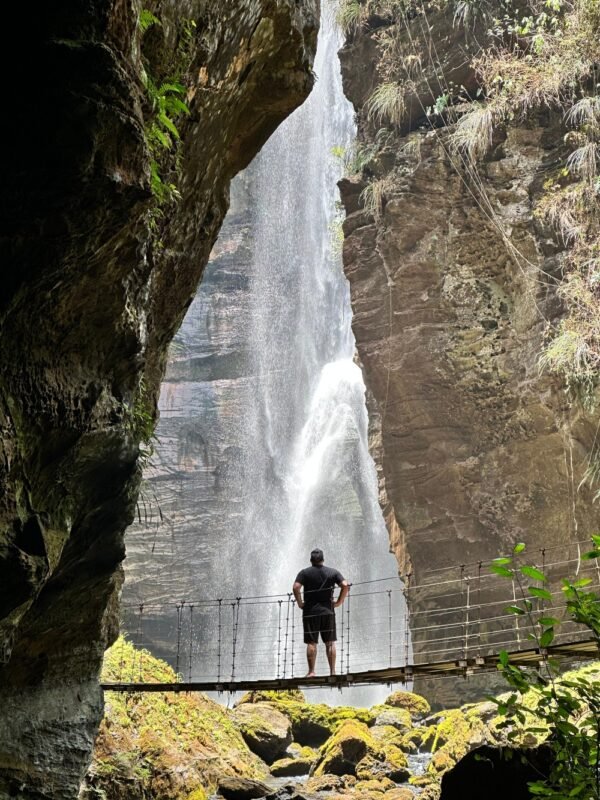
[295, 565, 344, 615]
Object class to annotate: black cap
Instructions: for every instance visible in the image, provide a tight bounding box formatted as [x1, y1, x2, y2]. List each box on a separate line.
[310, 548, 324, 564]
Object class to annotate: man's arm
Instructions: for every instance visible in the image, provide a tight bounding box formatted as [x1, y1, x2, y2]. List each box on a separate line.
[333, 579, 349, 608]
[293, 580, 304, 609]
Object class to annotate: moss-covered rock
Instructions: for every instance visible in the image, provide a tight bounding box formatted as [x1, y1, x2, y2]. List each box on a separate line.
[383, 789, 414, 800]
[83, 640, 267, 800]
[384, 691, 431, 720]
[356, 743, 409, 783]
[232, 702, 292, 764]
[306, 773, 346, 792]
[270, 755, 313, 777]
[354, 777, 395, 792]
[235, 690, 306, 706]
[263, 699, 375, 746]
[370, 725, 404, 748]
[313, 720, 382, 777]
[372, 706, 412, 731]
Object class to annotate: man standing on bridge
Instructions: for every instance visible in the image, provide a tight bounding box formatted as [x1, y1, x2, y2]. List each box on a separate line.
[293, 548, 349, 677]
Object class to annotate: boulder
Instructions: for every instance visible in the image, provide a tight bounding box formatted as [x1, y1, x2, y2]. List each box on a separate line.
[384, 691, 431, 720]
[313, 720, 382, 777]
[383, 790, 415, 800]
[305, 773, 346, 792]
[235, 690, 306, 706]
[232, 702, 293, 764]
[270, 756, 313, 777]
[356, 744, 410, 783]
[218, 776, 273, 800]
[373, 707, 412, 731]
[370, 725, 404, 748]
[266, 700, 375, 746]
[354, 777, 396, 792]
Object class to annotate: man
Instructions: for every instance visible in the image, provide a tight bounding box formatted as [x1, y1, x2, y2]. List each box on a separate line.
[293, 548, 349, 677]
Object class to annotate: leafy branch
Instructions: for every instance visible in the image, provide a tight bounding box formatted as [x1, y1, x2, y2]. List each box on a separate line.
[489, 536, 600, 799]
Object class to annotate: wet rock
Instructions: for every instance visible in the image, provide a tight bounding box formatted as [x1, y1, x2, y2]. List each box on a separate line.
[233, 702, 293, 764]
[356, 744, 410, 783]
[383, 789, 414, 800]
[218, 776, 273, 800]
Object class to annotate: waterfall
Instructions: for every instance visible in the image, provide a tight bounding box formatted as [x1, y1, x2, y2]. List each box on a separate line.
[125, 1, 404, 705]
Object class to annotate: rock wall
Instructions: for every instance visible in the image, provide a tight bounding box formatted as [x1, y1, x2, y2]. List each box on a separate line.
[0, 1, 318, 797]
[338, 6, 599, 675]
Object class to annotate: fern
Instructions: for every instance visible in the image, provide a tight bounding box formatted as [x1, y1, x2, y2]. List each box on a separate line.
[139, 8, 160, 33]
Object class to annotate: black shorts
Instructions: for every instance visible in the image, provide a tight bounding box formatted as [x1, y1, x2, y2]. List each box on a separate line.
[303, 611, 336, 644]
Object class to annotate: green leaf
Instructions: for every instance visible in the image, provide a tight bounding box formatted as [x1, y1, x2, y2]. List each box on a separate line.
[528, 587, 553, 600]
[499, 650, 510, 666]
[513, 542, 526, 554]
[491, 564, 513, 578]
[158, 113, 180, 139]
[492, 557, 512, 565]
[521, 565, 546, 582]
[572, 578, 593, 587]
[538, 617, 560, 626]
[582, 550, 600, 560]
[506, 605, 525, 615]
[540, 628, 555, 647]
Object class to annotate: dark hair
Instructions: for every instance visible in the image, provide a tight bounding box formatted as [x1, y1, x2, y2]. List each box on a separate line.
[310, 548, 324, 565]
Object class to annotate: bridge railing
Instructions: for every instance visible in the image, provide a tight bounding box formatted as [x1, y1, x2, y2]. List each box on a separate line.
[107, 539, 600, 687]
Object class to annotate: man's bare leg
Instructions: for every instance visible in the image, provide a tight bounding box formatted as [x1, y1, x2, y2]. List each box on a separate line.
[306, 642, 317, 676]
[325, 641, 336, 675]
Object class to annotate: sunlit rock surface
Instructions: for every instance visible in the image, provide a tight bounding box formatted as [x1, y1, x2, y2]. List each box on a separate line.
[337, 6, 599, 700]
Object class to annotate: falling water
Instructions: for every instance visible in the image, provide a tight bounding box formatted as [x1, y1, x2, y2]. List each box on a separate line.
[125, 2, 404, 704]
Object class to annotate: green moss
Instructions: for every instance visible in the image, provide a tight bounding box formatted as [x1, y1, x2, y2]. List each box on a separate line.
[261, 697, 375, 746]
[90, 638, 267, 799]
[384, 690, 431, 718]
[236, 689, 305, 705]
[372, 705, 412, 731]
[314, 719, 381, 777]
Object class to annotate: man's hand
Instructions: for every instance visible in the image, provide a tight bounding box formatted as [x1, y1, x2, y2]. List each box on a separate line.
[333, 599, 342, 608]
[334, 580, 350, 609]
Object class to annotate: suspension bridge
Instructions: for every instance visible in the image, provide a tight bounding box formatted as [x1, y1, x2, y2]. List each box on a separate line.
[103, 540, 600, 692]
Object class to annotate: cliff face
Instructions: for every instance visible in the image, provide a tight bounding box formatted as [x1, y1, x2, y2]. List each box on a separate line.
[0, 1, 317, 796]
[338, 4, 599, 667]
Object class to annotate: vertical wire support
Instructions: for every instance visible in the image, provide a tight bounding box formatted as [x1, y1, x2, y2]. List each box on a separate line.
[137, 603, 145, 682]
[403, 588, 410, 669]
[512, 578, 522, 650]
[231, 599, 241, 682]
[188, 604, 194, 684]
[346, 586, 351, 675]
[387, 589, 393, 668]
[276, 600, 283, 679]
[463, 574, 471, 663]
[282, 595, 292, 679]
[291, 598, 296, 678]
[217, 599, 223, 683]
[340, 591, 345, 674]
[175, 602, 183, 678]
[477, 562, 482, 659]
[459, 565, 466, 662]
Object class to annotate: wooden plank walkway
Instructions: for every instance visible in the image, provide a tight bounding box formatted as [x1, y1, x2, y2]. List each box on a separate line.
[101, 638, 598, 693]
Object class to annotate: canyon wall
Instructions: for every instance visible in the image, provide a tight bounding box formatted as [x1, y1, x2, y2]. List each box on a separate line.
[338, 5, 599, 677]
[0, 2, 318, 796]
